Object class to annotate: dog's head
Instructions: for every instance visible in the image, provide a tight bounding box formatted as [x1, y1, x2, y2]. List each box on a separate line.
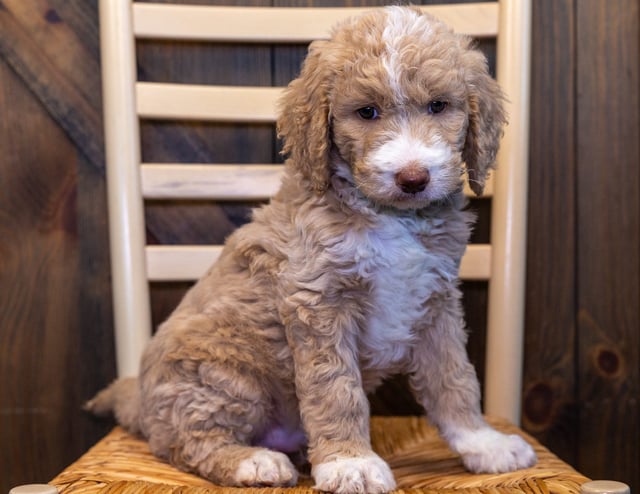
[277, 6, 506, 207]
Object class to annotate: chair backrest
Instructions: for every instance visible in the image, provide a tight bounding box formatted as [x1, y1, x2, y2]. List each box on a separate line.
[99, 0, 531, 424]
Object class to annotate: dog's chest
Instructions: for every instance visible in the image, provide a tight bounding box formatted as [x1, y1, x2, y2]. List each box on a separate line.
[347, 215, 458, 368]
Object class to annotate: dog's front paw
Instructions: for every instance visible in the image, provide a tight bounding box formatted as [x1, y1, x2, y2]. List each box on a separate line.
[313, 454, 396, 494]
[234, 449, 298, 487]
[450, 427, 537, 473]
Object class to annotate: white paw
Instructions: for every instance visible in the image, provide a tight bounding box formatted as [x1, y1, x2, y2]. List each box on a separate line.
[449, 427, 537, 473]
[234, 449, 298, 486]
[313, 454, 396, 494]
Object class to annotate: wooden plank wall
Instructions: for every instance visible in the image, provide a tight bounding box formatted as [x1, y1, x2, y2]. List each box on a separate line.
[0, 1, 637, 491]
[574, 1, 639, 482]
[0, 0, 116, 487]
[523, 0, 578, 457]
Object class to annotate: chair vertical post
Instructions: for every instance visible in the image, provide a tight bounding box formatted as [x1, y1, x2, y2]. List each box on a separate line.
[99, 0, 152, 377]
[484, 0, 532, 424]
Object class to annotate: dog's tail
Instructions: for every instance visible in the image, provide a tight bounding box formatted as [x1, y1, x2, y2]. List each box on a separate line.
[84, 377, 142, 435]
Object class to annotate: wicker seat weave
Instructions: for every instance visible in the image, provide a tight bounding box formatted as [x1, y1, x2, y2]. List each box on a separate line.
[50, 417, 588, 494]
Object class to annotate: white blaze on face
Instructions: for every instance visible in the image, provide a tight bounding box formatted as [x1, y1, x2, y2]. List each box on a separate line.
[382, 7, 434, 99]
[351, 7, 462, 205]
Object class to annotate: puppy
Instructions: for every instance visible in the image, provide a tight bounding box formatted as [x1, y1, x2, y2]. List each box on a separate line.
[88, 7, 536, 493]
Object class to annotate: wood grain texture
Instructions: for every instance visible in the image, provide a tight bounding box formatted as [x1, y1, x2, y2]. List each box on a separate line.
[0, 0, 103, 168]
[0, 55, 108, 490]
[575, 0, 639, 488]
[522, 0, 578, 463]
[0, 3, 112, 492]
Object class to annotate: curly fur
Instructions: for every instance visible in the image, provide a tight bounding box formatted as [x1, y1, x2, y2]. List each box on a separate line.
[87, 7, 535, 493]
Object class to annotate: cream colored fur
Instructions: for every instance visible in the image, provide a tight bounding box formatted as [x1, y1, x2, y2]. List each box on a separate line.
[87, 7, 536, 493]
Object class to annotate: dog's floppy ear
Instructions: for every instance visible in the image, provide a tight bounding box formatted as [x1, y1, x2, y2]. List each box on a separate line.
[462, 50, 508, 196]
[277, 41, 333, 193]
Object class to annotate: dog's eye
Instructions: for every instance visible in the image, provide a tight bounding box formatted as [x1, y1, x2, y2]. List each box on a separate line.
[428, 100, 448, 114]
[356, 106, 380, 120]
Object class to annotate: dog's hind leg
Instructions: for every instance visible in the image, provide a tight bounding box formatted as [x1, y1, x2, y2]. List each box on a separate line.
[170, 434, 299, 487]
[141, 364, 299, 487]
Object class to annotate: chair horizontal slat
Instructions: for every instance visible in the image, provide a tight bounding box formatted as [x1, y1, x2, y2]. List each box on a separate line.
[146, 244, 491, 282]
[141, 163, 492, 201]
[136, 83, 282, 122]
[459, 244, 492, 280]
[141, 163, 283, 200]
[133, 4, 499, 43]
[147, 245, 222, 282]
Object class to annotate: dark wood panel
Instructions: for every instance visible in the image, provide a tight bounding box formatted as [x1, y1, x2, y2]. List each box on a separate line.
[576, 0, 640, 489]
[75, 154, 120, 446]
[522, 0, 578, 464]
[0, 55, 93, 489]
[0, 0, 103, 169]
[0, 3, 112, 492]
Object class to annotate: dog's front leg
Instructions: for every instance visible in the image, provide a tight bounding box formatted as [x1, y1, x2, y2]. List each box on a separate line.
[285, 306, 396, 494]
[408, 292, 537, 473]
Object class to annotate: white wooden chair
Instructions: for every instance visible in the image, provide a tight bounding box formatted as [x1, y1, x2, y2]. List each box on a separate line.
[102, 0, 529, 425]
[45, 1, 619, 493]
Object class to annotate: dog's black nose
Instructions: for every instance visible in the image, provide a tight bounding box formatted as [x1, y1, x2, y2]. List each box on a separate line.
[395, 166, 430, 194]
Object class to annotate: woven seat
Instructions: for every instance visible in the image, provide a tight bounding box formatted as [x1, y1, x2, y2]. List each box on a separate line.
[52, 417, 587, 494]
